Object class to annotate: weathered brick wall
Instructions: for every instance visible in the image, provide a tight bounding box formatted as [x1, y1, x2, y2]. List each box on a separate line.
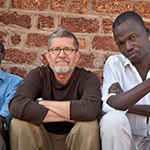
[0, 0, 150, 83]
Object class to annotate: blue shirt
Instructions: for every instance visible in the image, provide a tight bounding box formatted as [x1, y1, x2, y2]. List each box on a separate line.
[0, 69, 23, 129]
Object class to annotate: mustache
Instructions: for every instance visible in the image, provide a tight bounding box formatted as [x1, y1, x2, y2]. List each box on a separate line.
[55, 58, 70, 63]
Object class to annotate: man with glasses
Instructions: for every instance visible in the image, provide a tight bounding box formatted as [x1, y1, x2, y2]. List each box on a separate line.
[0, 40, 23, 150]
[9, 29, 101, 150]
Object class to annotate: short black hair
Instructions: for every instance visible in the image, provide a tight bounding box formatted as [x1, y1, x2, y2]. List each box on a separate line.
[113, 11, 146, 29]
[0, 40, 4, 53]
[47, 28, 79, 51]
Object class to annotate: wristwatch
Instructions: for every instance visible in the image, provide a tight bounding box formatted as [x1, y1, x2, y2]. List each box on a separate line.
[36, 98, 43, 103]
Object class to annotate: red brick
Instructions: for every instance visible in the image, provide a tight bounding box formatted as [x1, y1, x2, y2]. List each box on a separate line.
[38, 16, 54, 29]
[11, 34, 21, 45]
[133, 2, 150, 19]
[93, 70, 103, 85]
[0, 0, 4, 7]
[42, 53, 48, 65]
[51, 0, 67, 11]
[69, 0, 89, 14]
[92, 0, 131, 14]
[10, 67, 27, 78]
[103, 52, 114, 65]
[77, 52, 94, 68]
[0, 12, 31, 28]
[0, 31, 7, 43]
[26, 33, 49, 47]
[12, 0, 48, 10]
[5, 48, 37, 64]
[102, 18, 113, 33]
[61, 17, 99, 33]
[78, 38, 86, 49]
[92, 36, 118, 51]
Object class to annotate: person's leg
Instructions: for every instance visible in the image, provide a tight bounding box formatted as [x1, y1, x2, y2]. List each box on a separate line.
[0, 133, 6, 150]
[47, 132, 68, 150]
[0, 130, 10, 150]
[9, 118, 53, 150]
[100, 111, 135, 150]
[66, 120, 100, 150]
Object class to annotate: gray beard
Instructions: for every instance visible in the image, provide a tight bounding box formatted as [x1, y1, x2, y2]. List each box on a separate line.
[49, 60, 76, 74]
[53, 66, 71, 74]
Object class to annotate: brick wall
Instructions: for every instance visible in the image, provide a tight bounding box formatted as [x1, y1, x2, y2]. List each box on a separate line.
[0, 0, 150, 83]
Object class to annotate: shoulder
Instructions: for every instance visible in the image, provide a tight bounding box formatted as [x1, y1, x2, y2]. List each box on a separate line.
[25, 65, 53, 83]
[1, 71, 23, 89]
[105, 54, 126, 67]
[76, 67, 95, 76]
[107, 54, 125, 63]
[75, 67, 100, 82]
[3, 71, 23, 82]
[27, 65, 51, 76]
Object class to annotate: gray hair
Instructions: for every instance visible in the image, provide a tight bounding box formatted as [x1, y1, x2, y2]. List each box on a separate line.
[47, 28, 79, 51]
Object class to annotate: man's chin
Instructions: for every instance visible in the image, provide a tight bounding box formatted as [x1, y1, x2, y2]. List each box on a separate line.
[53, 67, 71, 74]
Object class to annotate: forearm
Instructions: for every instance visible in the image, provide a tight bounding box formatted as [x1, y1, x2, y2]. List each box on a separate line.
[128, 105, 150, 117]
[39, 100, 74, 122]
[42, 110, 75, 123]
[107, 78, 150, 110]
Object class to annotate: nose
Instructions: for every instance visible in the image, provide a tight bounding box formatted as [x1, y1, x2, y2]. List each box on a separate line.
[58, 49, 66, 57]
[126, 40, 133, 52]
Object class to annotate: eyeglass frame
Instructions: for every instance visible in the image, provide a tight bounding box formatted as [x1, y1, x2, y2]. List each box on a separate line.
[48, 47, 77, 55]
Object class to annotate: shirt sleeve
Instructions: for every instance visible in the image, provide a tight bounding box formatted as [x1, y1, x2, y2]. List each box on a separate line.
[70, 73, 101, 121]
[0, 77, 23, 129]
[101, 57, 120, 113]
[9, 68, 49, 126]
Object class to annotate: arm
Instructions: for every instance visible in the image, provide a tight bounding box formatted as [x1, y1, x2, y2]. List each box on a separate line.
[102, 55, 150, 112]
[101, 56, 123, 113]
[107, 78, 150, 110]
[0, 79, 23, 117]
[70, 73, 101, 121]
[39, 101, 75, 123]
[108, 82, 150, 116]
[0, 76, 23, 129]
[9, 67, 101, 125]
[9, 68, 49, 126]
[128, 105, 150, 117]
[40, 72, 101, 122]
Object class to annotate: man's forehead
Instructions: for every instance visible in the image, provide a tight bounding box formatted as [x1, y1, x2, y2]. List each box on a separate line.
[50, 37, 74, 47]
[114, 19, 143, 31]
[113, 19, 143, 37]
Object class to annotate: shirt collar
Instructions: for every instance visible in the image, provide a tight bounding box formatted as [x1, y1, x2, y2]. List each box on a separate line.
[122, 55, 138, 74]
[123, 56, 133, 68]
[0, 69, 5, 81]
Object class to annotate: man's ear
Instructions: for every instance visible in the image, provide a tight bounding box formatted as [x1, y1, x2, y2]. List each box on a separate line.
[45, 51, 50, 63]
[1, 52, 4, 60]
[75, 51, 81, 63]
[145, 27, 150, 37]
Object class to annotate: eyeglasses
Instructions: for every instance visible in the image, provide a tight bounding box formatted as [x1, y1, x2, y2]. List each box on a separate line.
[48, 47, 77, 55]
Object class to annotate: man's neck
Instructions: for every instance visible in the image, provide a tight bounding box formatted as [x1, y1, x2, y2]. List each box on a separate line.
[133, 53, 150, 81]
[54, 70, 74, 84]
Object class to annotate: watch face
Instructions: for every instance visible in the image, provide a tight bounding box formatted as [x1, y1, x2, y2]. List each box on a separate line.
[36, 98, 43, 103]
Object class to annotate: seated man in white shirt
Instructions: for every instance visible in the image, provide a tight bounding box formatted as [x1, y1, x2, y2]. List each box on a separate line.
[100, 11, 150, 150]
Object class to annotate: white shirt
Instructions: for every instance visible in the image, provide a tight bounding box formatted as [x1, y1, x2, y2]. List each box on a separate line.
[102, 54, 150, 137]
